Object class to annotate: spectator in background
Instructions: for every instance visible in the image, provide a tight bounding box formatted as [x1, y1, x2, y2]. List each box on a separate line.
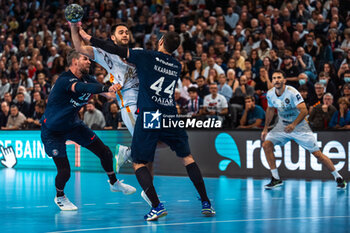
[2, 104, 26, 130]
[238, 96, 265, 129]
[309, 93, 337, 130]
[202, 57, 224, 79]
[104, 102, 122, 130]
[217, 74, 233, 103]
[174, 88, 188, 114]
[18, 70, 33, 94]
[0, 76, 11, 100]
[191, 60, 203, 81]
[83, 100, 106, 130]
[202, 83, 228, 123]
[25, 100, 45, 129]
[298, 85, 312, 110]
[282, 56, 300, 89]
[318, 72, 337, 98]
[36, 73, 51, 96]
[3, 92, 13, 107]
[195, 76, 210, 99]
[329, 97, 350, 129]
[296, 47, 317, 82]
[0, 101, 9, 128]
[341, 83, 350, 103]
[187, 87, 203, 118]
[15, 92, 30, 117]
[310, 82, 326, 111]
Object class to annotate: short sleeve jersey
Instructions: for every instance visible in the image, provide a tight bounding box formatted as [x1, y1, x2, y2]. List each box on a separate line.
[127, 48, 181, 115]
[93, 47, 138, 108]
[42, 70, 97, 131]
[266, 85, 304, 124]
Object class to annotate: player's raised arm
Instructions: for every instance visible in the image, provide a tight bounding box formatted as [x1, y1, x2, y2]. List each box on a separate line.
[70, 23, 94, 60]
[79, 28, 129, 59]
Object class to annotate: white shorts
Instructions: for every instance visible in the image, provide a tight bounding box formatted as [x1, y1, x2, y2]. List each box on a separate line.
[120, 105, 138, 136]
[265, 121, 319, 153]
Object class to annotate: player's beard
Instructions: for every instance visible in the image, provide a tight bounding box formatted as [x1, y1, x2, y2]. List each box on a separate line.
[115, 38, 129, 47]
[80, 66, 89, 75]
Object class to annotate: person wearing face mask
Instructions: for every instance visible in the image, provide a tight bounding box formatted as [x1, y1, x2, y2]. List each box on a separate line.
[318, 72, 337, 98]
[297, 73, 316, 101]
[342, 70, 350, 85]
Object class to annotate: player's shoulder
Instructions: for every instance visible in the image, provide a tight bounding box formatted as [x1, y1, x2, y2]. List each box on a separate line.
[266, 87, 275, 98]
[285, 85, 299, 94]
[57, 71, 78, 83]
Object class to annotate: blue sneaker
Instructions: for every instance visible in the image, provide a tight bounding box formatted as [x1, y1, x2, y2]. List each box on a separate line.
[201, 201, 215, 216]
[144, 203, 167, 221]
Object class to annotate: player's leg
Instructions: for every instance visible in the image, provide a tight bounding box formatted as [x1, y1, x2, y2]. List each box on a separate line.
[293, 130, 347, 189]
[41, 125, 77, 211]
[131, 123, 166, 221]
[69, 124, 136, 194]
[160, 128, 215, 216]
[263, 129, 288, 189]
[115, 105, 137, 173]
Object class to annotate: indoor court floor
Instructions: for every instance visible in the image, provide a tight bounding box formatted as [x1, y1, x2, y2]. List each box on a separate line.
[0, 169, 349, 233]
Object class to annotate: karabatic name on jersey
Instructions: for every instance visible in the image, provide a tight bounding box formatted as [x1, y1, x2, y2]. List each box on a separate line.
[127, 48, 181, 115]
[266, 85, 304, 124]
[93, 47, 138, 108]
[42, 70, 97, 131]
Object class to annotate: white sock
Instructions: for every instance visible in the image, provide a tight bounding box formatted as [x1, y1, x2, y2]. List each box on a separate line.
[271, 169, 280, 180]
[331, 170, 342, 180]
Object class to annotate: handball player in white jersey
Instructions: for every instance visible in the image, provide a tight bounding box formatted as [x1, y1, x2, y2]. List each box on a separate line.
[261, 70, 346, 189]
[70, 23, 162, 205]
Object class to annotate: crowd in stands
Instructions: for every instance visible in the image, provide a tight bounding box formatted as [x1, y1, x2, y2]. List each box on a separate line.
[0, 0, 350, 130]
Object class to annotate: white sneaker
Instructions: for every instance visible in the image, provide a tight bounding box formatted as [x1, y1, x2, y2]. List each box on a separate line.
[54, 196, 78, 211]
[115, 144, 131, 173]
[109, 180, 136, 195]
[141, 190, 152, 207]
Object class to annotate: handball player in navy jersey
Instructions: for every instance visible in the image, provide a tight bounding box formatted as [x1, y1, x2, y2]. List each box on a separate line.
[77, 27, 215, 220]
[41, 49, 136, 211]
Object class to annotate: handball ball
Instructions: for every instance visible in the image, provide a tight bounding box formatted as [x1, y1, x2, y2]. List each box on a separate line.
[65, 4, 84, 23]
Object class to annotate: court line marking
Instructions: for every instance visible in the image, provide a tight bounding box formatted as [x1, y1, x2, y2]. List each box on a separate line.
[83, 204, 96, 206]
[11, 207, 24, 209]
[47, 215, 350, 233]
[177, 200, 190, 202]
[105, 203, 119, 205]
[35, 206, 49, 208]
[130, 202, 143, 204]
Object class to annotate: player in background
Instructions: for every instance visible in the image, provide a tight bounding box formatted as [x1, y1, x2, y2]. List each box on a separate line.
[41, 49, 136, 211]
[76, 28, 216, 220]
[261, 70, 346, 189]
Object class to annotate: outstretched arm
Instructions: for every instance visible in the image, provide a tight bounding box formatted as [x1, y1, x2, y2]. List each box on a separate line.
[79, 28, 129, 59]
[70, 23, 94, 59]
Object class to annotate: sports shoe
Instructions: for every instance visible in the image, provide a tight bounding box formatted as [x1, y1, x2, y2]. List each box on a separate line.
[264, 177, 283, 189]
[109, 180, 136, 195]
[144, 203, 167, 221]
[54, 196, 78, 211]
[141, 190, 152, 207]
[336, 178, 347, 189]
[115, 144, 131, 173]
[201, 201, 215, 216]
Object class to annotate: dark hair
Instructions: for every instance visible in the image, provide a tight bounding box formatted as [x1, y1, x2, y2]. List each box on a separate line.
[273, 70, 286, 78]
[111, 23, 128, 35]
[66, 49, 81, 66]
[196, 75, 205, 80]
[163, 31, 180, 53]
[187, 87, 198, 93]
[245, 95, 255, 102]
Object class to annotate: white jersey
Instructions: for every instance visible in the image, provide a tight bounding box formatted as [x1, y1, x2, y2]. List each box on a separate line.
[93, 47, 139, 108]
[266, 85, 304, 125]
[203, 93, 228, 112]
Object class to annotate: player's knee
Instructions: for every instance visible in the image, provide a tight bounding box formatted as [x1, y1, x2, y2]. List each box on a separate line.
[262, 141, 273, 151]
[181, 154, 194, 166]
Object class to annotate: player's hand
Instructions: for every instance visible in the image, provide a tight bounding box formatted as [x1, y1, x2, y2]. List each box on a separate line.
[108, 83, 122, 92]
[261, 129, 268, 141]
[284, 124, 295, 133]
[79, 28, 91, 42]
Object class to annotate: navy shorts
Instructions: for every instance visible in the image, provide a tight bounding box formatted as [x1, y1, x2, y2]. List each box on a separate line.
[41, 123, 97, 158]
[131, 117, 191, 164]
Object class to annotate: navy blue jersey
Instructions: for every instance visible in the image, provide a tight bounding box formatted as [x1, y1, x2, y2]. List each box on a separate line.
[42, 70, 98, 131]
[127, 48, 181, 115]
